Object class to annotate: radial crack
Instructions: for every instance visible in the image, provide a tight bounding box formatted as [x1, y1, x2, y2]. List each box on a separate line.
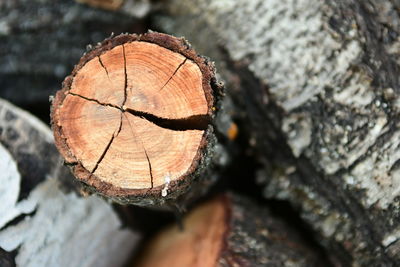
[116, 112, 124, 136]
[91, 114, 123, 174]
[159, 58, 187, 92]
[123, 113, 154, 188]
[144, 149, 154, 188]
[98, 56, 110, 79]
[122, 44, 128, 106]
[91, 132, 116, 174]
[68, 92, 121, 110]
[124, 108, 210, 131]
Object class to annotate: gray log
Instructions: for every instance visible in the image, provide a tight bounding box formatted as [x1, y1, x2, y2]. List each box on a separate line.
[155, 0, 400, 265]
[0, 98, 140, 267]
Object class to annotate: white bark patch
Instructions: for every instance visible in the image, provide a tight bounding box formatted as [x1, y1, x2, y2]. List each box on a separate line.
[0, 153, 139, 267]
[282, 114, 312, 157]
[0, 144, 36, 229]
[319, 114, 388, 175]
[382, 227, 400, 247]
[121, 0, 151, 18]
[333, 71, 375, 108]
[320, 212, 341, 239]
[343, 128, 400, 209]
[178, 0, 361, 111]
[161, 174, 171, 197]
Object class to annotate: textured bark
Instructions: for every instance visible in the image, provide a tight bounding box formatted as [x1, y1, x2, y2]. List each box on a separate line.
[0, 0, 148, 114]
[0, 98, 140, 266]
[136, 193, 323, 267]
[155, 0, 400, 266]
[219, 193, 323, 266]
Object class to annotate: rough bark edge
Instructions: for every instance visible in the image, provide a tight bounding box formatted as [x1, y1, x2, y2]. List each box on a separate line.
[51, 31, 223, 205]
[217, 193, 323, 266]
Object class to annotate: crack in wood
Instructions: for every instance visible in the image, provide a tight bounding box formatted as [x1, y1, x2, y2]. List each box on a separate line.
[91, 130, 116, 174]
[144, 149, 154, 188]
[122, 44, 128, 107]
[98, 56, 110, 80]
[124, 107, 210, 131]
[91, 113, 123, 175]
[116, 113, 123, 137]
[68, 92, 121, 110]
[69, 93, 210, 131]
[159, 58, 187, 92]
[123, 113, 154, 188]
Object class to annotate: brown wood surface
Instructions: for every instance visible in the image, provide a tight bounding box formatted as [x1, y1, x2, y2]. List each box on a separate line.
[135, 196, 227, 267]
[51, 32, 220, 205]
[76, 0, 124, 10]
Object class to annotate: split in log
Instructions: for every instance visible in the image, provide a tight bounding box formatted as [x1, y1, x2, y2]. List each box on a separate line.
[134, 193, 322, 267]
[51, 32, 222, 206]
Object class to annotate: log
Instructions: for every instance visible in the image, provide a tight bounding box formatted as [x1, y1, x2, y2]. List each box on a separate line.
[0, 98, 140, 266]
[155, 0, 400, 265]
[75, 0, 151, 17]
[135, 193, 323, 267]
[51, 32, 223, 206]
[0, 0, 149, 120]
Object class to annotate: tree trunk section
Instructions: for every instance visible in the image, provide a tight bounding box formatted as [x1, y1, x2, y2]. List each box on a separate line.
[51, 32, 223, 206]
[155, 0, 400, 265]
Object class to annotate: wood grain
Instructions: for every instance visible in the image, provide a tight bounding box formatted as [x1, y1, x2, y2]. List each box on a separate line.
[51, 32, 219, 205]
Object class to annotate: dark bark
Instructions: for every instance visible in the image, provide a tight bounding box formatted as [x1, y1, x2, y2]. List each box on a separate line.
[219, 193, 325, 267]
[0, 248, 15, 267]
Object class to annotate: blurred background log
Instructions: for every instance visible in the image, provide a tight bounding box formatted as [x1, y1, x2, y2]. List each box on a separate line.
[135, 193, 323, 267]
[0, 0, 151, 123]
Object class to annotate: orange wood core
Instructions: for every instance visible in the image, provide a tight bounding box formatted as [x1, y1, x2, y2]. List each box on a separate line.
[135, 197, 228, 267]
[57, 41, 209, 190]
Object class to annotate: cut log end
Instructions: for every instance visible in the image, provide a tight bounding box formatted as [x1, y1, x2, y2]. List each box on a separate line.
[51, 32, 219, 205]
